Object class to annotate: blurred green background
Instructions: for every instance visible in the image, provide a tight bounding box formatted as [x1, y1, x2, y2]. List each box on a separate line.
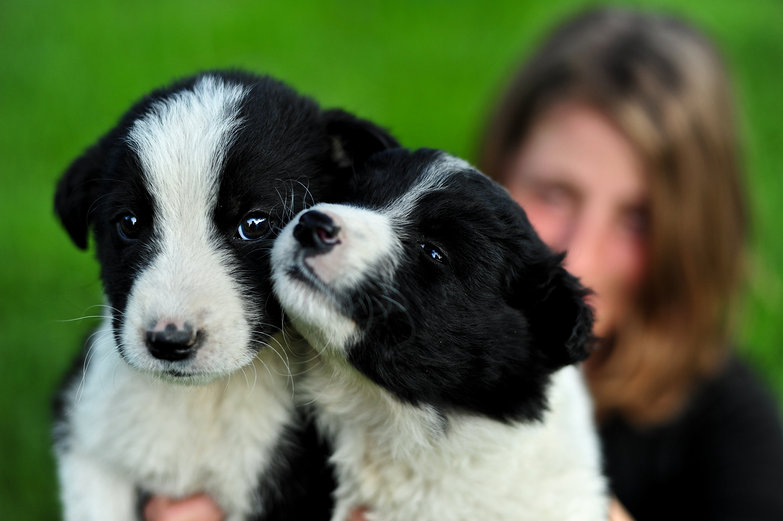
[1, 0, 781, 517]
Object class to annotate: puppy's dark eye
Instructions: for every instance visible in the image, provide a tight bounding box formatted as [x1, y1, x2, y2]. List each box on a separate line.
[420, 242, 445, 263]
[116, 214, 140, 242]
[237, 212, 272, 241]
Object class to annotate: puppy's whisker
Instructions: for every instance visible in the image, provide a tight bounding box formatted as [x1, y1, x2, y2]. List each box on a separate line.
[274, 185, 290, 221]
[250, 359, 260, 392]
[253, 356, 274, 385]
[250, 339, 292, 376]
[57, 315, 109, 323]
[264, 333, 291, 360]
[75, 331, 112, 403]
[292, 178, 315, 209]
[59, 303, 126, 324]
[238, 363, 256, 391]
[90, 303, 123, 316]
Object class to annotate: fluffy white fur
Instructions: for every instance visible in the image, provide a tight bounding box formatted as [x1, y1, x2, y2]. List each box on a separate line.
[304, 357, 606, 521]
[56, 76, 296, 521]
[274, 198, 608, 521]
[57, 323, 296, 521]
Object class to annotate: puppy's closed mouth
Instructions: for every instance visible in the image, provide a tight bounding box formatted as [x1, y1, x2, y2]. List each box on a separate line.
[154, 364, 231, 385]
[285, 262, 349, 315]
[165, 368, 198, 379]
[287, 262, 332, 299]
[287, 262, 321, 289]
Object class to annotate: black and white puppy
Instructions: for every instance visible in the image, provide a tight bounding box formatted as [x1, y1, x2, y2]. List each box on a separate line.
[272, 148, 608, 521]
[53, 71, 396, 521]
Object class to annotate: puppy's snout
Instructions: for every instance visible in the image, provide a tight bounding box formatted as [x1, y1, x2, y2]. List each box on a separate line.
[293, 210, 341, 253]
[145, 320, 201, 361]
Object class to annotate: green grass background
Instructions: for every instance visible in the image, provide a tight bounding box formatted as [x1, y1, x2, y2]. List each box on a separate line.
[1, 0, 781, 518]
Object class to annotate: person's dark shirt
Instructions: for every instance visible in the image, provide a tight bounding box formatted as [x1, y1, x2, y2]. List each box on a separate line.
[601, 356, 783, 521]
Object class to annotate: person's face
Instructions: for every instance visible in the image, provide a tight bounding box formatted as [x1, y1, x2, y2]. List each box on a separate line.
[504, 103, 649, 339]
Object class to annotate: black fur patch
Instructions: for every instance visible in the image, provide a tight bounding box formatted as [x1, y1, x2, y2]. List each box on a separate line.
[341, 149, 594, 423]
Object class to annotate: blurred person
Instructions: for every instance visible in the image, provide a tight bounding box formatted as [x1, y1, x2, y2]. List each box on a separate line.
[145, 7, 783, 521]
[478, 7, 783, 521]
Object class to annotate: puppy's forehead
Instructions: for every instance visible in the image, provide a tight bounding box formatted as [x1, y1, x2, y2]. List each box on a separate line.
[383, 152, 485, 218]
[126, 75, 249, 213]
[415, 153, 474, 192]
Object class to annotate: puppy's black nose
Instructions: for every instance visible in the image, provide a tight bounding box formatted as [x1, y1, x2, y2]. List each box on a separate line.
[145, 322, 200, 361]
[293, 210, 341, 252]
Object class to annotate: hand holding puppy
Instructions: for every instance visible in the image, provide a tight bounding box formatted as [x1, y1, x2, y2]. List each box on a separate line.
[144, 494, 224, 521]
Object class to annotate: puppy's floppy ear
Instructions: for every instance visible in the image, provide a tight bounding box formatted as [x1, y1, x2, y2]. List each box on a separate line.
[323, 109, 399, 169]
[513, 253, 594, 369]
[54, 138, 107, 250]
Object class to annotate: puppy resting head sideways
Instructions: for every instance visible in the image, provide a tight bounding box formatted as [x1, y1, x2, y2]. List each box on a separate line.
[272, 148, 594, 422]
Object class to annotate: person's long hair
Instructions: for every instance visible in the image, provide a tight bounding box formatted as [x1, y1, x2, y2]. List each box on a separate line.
[478, 7, 748, 424]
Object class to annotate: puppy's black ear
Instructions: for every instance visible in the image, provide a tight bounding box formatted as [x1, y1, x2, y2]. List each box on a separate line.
[54, 138, 107, 250]
[323, 109, 399, 169]
[514, 253, 594, 369]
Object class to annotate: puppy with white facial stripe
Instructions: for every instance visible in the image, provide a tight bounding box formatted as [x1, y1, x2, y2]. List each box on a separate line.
[53, 71, 397, 521]
[272, 148, 608, 521]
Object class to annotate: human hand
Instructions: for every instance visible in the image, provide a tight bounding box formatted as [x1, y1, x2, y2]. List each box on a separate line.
[143, 493, 225, 521]
[609, 497, 635, 521]
[347, 507, 369, 521]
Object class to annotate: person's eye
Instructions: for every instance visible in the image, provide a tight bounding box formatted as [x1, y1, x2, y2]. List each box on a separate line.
[620, 207, 650, 238]
[419, 242, 446, 264]
[237, 212, 273, 241]
[538, 184, 572, 206]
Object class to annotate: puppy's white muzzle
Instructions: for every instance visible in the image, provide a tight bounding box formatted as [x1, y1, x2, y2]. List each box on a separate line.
[271, 203, 399, 353]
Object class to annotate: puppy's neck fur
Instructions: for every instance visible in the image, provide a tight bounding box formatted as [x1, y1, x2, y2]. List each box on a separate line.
[59, 319, 299, 518]
[301, 344, 606, 521]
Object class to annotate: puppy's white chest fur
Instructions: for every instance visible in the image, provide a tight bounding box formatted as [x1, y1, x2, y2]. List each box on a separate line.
[307, 357, 606, 521]
[58, 321, 295, 519]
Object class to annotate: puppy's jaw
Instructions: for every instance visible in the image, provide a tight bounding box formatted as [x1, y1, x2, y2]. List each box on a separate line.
[272, 203, 399, 354]
[117, 75, 258, 381]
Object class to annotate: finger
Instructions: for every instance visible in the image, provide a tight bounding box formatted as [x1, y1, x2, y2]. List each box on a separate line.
[144, 494, 225, 521]
[347, 507, 369, 521]
[609, 498, 635, 521]
[143, 496, 172, 521]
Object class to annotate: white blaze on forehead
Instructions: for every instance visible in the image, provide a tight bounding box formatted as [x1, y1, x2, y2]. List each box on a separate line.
[121, 76, 256, 377]
[383, 152, 475, 224]
[127, 75, 248, 219]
